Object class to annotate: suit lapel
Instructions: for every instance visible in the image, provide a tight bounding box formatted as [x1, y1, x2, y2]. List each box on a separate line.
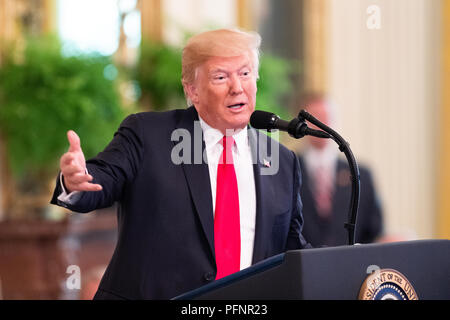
[175, 107, 215, 259]
[249, 128, 273, 264]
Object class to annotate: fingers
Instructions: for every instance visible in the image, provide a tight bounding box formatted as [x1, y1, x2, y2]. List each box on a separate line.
[69, 172, 94, 184]
[60, 154, 85, 178]
[61, 152, 75, 166]
[61, 130, 86, 170]
[63, 164, 85, 176]
[66, 181, 103, 192]
[67, 130, 81, 153]
[62, 173, 103, 192]
[76, 181, 103, 192]
[61, 131, 100, 193]
[60, 150, 85, 173]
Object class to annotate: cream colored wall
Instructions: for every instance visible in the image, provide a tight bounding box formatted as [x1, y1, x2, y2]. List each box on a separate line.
[328, 0, 441, 239]
[163, 0, 237, 45]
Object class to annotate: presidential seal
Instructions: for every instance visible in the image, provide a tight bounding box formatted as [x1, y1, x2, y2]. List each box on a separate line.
[358, 269, 418, 300]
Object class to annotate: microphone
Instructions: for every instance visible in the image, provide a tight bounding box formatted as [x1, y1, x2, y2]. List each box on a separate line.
[250, 110, 330, 139]
[250, 109, 360, 245]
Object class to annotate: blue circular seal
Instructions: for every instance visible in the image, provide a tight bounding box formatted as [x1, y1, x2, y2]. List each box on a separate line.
[373, 283, 407, 300]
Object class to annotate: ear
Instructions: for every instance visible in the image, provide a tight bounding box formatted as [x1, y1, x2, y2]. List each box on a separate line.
[183, 82, 200, 105]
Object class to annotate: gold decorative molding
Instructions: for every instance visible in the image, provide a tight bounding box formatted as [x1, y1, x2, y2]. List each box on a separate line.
[42, 0, 56, 34]
[438, 0, 450, 239]
[236, 0, 254, 31]
[302, 0, 330, 94]
[0, 0, 55, 49]
[139, 0, 162, 42]
[0, 0, 21, 55]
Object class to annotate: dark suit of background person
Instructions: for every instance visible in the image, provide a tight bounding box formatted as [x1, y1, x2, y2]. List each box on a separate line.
[50, 106, 310, 299]
[297, 155, 383, 247]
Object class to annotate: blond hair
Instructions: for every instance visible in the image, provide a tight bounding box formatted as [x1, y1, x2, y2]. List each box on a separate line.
[181, 28, 262, 87]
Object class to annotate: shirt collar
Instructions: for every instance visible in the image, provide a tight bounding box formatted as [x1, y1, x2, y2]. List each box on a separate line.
[198, 116, 249, 155]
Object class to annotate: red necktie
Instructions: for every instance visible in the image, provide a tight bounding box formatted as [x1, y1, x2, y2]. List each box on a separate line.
[214, 136, 240, 279]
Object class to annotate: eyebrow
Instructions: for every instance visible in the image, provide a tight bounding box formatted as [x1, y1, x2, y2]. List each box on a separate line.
[209, 64, 252, 75]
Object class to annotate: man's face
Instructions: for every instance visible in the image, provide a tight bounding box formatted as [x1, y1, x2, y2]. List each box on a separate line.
[187, 53, 257, 134]
[306, 100, 332, 150]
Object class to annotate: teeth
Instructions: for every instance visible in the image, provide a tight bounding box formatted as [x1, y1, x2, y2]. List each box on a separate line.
[229, 104, 244, 108]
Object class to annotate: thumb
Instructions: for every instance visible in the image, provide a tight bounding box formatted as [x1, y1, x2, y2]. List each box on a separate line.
[67, 130, 82, 152]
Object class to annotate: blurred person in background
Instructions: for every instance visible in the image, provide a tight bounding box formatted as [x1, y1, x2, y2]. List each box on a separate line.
[296, 93, 384, 247]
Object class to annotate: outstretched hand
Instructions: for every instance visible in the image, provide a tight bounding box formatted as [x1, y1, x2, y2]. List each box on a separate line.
[60, 130, 102, 193]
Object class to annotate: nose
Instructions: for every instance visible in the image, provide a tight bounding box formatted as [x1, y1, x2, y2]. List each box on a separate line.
[229, 74, 243, 95]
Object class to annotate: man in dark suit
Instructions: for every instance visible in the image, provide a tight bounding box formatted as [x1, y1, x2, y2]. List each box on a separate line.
[296, 93, 383, 247]
[51, 29, 310, 300]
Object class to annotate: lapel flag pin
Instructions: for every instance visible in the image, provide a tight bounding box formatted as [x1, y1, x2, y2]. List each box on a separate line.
[263, 159, 271, 168]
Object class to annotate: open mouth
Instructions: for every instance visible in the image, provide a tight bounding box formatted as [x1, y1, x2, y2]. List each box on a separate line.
[227, 103, 245, 109]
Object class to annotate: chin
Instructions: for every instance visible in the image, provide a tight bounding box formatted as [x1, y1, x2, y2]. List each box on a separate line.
[221, 112, 252, 131]
[232, 118, 251, 129]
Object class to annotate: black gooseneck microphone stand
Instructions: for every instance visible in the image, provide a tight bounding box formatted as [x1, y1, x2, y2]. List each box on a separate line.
[295, 110, 360, 245]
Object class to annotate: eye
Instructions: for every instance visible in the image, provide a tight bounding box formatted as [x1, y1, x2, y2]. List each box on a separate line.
[240, 70, 252, 78]
[211, 73, 228, 84]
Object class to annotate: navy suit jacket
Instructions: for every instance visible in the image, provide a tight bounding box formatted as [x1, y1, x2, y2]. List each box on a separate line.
[298, 155, 383, 247]
[51, 106, 310, 299]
